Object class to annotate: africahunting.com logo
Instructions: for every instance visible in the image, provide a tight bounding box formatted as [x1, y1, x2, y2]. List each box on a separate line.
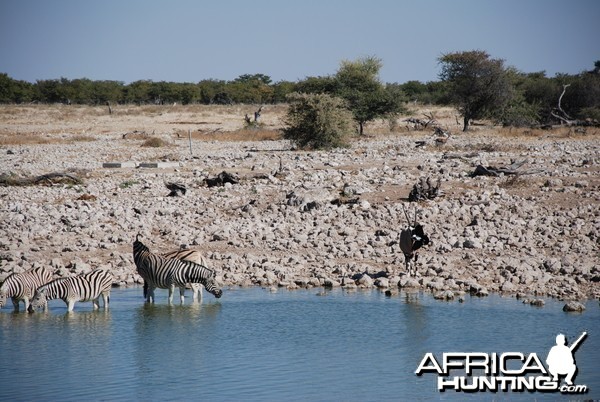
[415, 332, 588, 394]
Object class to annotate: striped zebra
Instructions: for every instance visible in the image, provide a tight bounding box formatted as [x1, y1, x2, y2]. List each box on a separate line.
[143, 248, 208, 302]
[0, 267, 53, 312]
[29, 269, 113, 312]
[133, 234, 223, 304]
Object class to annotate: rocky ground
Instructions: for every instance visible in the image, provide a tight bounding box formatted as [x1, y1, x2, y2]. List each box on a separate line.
[1, 104, 598, 304]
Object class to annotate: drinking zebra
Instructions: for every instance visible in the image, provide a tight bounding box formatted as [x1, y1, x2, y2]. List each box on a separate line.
[0, 267, 53, 312]
[133, 234, 223, 303]
[143, 248, 208, 302]
[29, 269, 113, 312]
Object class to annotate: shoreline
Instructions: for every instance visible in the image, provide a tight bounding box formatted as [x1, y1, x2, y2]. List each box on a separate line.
[1, 105, 598, 304]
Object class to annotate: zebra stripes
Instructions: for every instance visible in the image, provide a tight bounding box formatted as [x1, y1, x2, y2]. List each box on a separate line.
[0, 267, 53, 312]
[29, 269, 113, 312]
[160, 248, 207, 301]
[133, 235, 222, 303]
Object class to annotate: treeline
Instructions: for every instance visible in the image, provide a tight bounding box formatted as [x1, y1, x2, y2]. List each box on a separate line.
[1, 60, 599, 126]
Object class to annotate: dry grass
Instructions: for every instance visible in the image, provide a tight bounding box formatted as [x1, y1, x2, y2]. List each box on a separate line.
[141, 137, 169, 147]
[0, 133, 96, 146]
[1, 104, 597, 147]
[0, 133, 59, 145]
[184, 128, 283, 142]
[499, 174, 529, 189]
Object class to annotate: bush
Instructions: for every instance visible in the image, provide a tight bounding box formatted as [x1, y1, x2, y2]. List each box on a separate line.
[283, 93, 355, 150]
[141, 137, 167, 147]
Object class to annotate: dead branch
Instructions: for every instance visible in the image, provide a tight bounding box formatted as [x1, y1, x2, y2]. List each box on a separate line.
[471, 159, 543, 177]
[408, 177, 442, 202]
[165, 181, 187, 197]
[204, 171, 240, 187]
[0, 172, 83, 187]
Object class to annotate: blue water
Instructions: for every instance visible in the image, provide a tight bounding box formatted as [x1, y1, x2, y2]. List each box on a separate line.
[0, 287, 598, 401]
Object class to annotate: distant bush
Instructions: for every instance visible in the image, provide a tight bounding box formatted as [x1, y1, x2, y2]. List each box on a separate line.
[141, 137, 167, 147]
[283, 93, 355, 150]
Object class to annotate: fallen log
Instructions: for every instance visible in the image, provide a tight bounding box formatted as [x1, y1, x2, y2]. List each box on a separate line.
[204, 171, 240, 187]
[471, 160, 543, 177]
[0, 172, 83, 187]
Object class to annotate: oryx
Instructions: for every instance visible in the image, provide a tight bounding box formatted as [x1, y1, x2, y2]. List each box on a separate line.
[399, 204, 430, 276]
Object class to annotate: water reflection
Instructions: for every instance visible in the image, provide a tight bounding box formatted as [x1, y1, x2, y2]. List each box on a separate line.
[132, 301, 222, 401]
[0, 288, 598, 402]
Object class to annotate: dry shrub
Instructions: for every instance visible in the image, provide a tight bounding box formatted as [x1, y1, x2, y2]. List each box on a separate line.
[191, 128, 282, 142]
[141, 137, 168, 147]
[0, 134, 57, 145]
[71, 135, 96, 142]
[499, 175, 528, 189]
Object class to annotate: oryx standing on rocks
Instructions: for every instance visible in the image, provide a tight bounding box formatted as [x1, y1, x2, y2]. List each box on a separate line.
[399, 205, 430, 276]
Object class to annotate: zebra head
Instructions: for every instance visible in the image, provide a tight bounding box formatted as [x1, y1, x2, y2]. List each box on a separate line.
[202, 274, 222, 299]
[29, 287, 49, 310]
[0, 275, 13, 308]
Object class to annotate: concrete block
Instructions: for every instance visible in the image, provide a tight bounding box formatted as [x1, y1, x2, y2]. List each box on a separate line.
[138, 162, 181, 169]
[103, 162, 137, 168]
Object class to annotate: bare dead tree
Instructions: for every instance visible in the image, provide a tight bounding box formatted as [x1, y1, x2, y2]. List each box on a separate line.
[550, 84, 576, 126]
[245, 106, 264, 127]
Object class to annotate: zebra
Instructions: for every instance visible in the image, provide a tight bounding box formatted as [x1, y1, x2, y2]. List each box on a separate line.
[0, 267, 53, 312]
[143, 247, 209, 302]
[133, 234, 223, 304]
[29, 269, 113, 312]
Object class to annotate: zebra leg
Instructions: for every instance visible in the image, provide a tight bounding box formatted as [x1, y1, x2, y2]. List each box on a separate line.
[92, 298, 100, 310]
[23, 297, 30, 312]
[146, 286, 155, 303]
[167, 284, 175, 304]
[192, 283, 203, 303]
[179, 286, 186, 304]
[67, 300, 76, 312]
[12, 297, 20, 312]
[102, 291, 110, 308]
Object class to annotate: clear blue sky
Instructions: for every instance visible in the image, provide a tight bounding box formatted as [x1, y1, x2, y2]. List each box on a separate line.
[1, 0, 598, 84]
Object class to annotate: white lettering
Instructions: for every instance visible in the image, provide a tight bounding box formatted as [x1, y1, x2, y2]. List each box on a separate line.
[415, 353, 443, 375]
[500, 352, 525, 375]
[464, 353, 489, 375]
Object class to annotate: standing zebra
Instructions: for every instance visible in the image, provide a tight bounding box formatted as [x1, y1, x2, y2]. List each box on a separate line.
[143, 247, 208, 302]
[0, 267, 53, 312]
[29, 269, 113, 312]
[133, 234, 222, 304]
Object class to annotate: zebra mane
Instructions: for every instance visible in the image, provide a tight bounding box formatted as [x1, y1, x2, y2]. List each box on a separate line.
[178, 258, 216, 277]
[2, 272, 17, 281]
[134, 236, 150, 252]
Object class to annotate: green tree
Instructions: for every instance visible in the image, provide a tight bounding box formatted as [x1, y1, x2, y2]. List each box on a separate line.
[0, 73, 16, 102]
[271, 80, 297, 103]
[438, 50, 513, 131]
[334, 56, 405, 135]
[283, 92, 355, 150]
[295, 75, 338, 94]
[233, 73, 272, 85]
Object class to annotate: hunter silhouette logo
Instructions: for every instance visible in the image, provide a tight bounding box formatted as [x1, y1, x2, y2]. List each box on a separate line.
[415, 332, 589, 394]
[546, 332, 587, 386]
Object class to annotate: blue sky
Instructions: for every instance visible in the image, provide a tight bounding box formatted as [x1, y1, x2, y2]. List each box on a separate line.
[0, 0, 598, 84]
